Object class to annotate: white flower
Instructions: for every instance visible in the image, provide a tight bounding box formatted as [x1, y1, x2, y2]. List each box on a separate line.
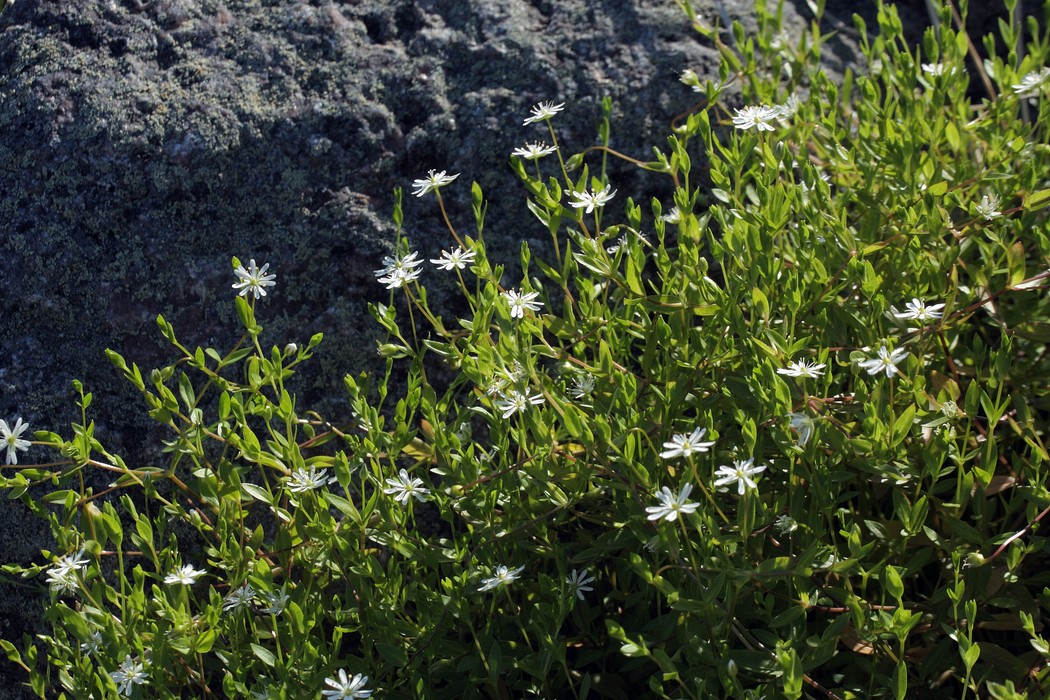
[80, 630, 103, 656]
[857, 345, 909, 377]
[45, 549, 89, 595]
[568, 185, 617, 214]
[232, 259, 277, 299]
[569, 373, 595, 400]
[502, 289, 543, 319]
[260, 586, 289, 615]
[645, 483, 701, 522]
[565, 568, 595, 601]
[1012, 67, 1050, 98]
[109, 655, 147, 697]
[922, 62, 954, 77]
[478, 564, 526, 592]
[788, 412, 816, 447]
[774, 514, 799, 534]
[523, 101, 565, 125]
[775, 94, 800, 121]
[374, 251, 423, 289]
[714, 458, 768, 495]
[975, 194, 1002, 220]
[659, 427, 715, 459]
[164, 564, 206, 586]
[0, 417, 31, 465]
[731, 105, 780, 131]
[223, 583, 256, 612]
[430, 246, 476, 271]
[512, 142, 558, 160]
[322, 670, 373, 699]
[940, 400, 960, 419]
[495, 388, 545, 418]
[286, 466, 330, 493]
[776, 359, 826, 379]
[411, 169, 459, 197]
[893, 298, 945, 323]
[661, 206, 683, 224]
[383, 468, 430, 504]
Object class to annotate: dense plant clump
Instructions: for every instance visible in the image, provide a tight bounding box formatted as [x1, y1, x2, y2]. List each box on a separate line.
[2, 0, 1049, 697]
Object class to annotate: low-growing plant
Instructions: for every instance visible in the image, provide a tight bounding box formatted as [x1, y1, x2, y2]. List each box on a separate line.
[2, 0, 1049, 697]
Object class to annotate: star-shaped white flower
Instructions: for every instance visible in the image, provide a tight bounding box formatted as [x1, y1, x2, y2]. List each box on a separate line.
[430, 246, 476, 271]
[893, 298, 945, 323]
[659, 428, 715, 459]
[374, 251, 423, 289]
[164, 564, 206, 586]
[714, 458, 767, 495]
[566, 568, 595, 601]
[569, 185, 616, 214]
[223, 583, 256, 612]
[232, 259, 277, 299]
[522, 101, 565, 125]
[260, 586, 290, 615]
[478, 564, 526, 592]
[1013, 67, 1050, 98]
[383, 468, 430, 504]
[45, 549, 89, 595]
[286, 466, 331, 493]
[731, 105, 780, 131]
[857, 345, 909, 377]
[776, 359, 826, 379]
[645, 484, 700, 522]
[411, 169, 459, 197]
[1, 417, 31, 465]
[322, 670, 373, 699]
[502, 289, 543, 319]
[109, 655, 148, 697]
[975, 194, 1002, 220]
[512, 142, 558, 160]
[495, 388, 545, 418]
[788, 412, 815, 447]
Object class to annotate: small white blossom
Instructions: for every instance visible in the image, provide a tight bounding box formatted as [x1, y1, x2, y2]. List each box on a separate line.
[522, 101, 565, 125]
[774, 514, 799, 534]
[383, 468, 431, 504]
[232, 259, 277, 299]
[512, 142, 558, 160]
[659, 428, 715, 459]
[714, 458, 767, 495]
[45, 549, 89, 595]
[921, 62, 954, 77]
[260, 586, 290, 615]
[775, 94, 800, 121]
[478, 564, 526, 592]
[940, 400, 960, 418]
[286, 466, 331, 493]
[565, 568, 595, 601]
[569, 185, 616, 214]
[109, 655, 147, 697]
[80, 630, 103, 656]
[0, 417, 31, 465]
[374, 251, 423, 289]
[569, 373, 596, 400]
[495, 388, 545, 418]
[731, 105, 780, 131]
[322, 670, 373, 699]
[788, 412, 816, 447]
[223, 583, 256, 612]
[975, 193, 1002, 220]
[857, 345, 909, 377]
[1012, 67, 1050, 98]
[411, 169, 459, 197]
[661, 206, 683, 224]
[164, 564, 206, 586]
[645, 484, 700, 522]
[893, 298, 945, 323]
[430, 246, 476, 271]
[502, 289, 543, 319]
[776, 359, 826, 379]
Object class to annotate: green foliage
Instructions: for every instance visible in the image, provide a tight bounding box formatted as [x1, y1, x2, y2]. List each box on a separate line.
[2, 1, 1049, 697]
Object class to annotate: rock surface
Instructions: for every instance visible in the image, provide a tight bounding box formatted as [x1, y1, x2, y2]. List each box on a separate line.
[0, 0, 1011, 694]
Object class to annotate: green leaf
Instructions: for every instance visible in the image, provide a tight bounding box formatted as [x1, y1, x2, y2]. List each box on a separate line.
[1023, 188, 1050, 210]
[251, 643, 277, 667]
[241, 483, 273, 505]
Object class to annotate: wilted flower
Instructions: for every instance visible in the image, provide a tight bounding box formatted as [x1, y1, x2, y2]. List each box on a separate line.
[430, 246, 476, 271]
[0, 417, 31, 465]
[322, 670, 373, 699]
[788, 412, 816, 447]
[522, 101, 565, 125]
[512, 142, 558, 160]
[659, 428, 715, 459]
[478, 564, 525, 592]
[411, 169, 459, 197]
[232, 259, 277, 300]
[714, 458, 767, 495]
[731, 105, 780, 131]
[569, 185, 617, 214]
[565, 568, 595, 600]
[502, 289, 543, 319]
[646, 484, 700, 522]
[857, 345, 909, 377]
[383, 468, 431, 504]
